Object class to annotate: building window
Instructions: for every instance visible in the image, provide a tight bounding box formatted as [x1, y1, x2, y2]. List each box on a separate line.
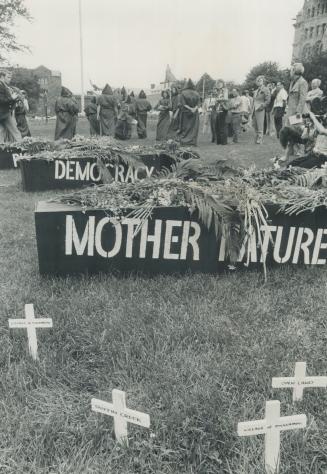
[323, 24, 327, 35]
[314, 41, 323, 56]
[308, 8, 311, 17]
[317, 25, 320, 36]
[312, 7, 315, 16]
[305, 28, 308, 39]
[310, 27, 314, 38]
[38, 78, 48, 89]
[303, 44, 311, 61]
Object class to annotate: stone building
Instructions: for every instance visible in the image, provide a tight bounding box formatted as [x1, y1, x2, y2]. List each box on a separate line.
[33, 65, 62, 116]
[293, 0, 327, 62]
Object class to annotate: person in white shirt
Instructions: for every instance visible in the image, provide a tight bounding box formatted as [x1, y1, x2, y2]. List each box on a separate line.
[240, 91, 251, 130]
[273, 82, 288, 138]
[229, 89, 243, 143]
[202, 90, 217, 140]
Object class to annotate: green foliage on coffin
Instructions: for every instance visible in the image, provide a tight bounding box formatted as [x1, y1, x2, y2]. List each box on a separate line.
[50, 165, 327, 278]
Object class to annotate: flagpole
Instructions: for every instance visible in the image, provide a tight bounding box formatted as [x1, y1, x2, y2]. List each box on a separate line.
[78, 0, 85, 113]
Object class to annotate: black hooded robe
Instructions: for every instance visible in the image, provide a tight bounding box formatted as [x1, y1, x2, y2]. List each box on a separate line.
[178, 80, 200, 146]
[167, 91, 181, 139]
[55, 87, 79, 140]
[135, 91, 152, 139]
[156, 98, 171, 141]
[84, 101, 100, 136]
[15, 98, 31, 138]
[97, 84, 118, 136]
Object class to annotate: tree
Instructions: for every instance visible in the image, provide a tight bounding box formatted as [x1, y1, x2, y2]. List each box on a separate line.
[196, 73, 216, 97]
[11, 68, 40, 113]
[0, 0, 30, 62]
[303, 52, 327, 92]
[243, 61, 290, 91]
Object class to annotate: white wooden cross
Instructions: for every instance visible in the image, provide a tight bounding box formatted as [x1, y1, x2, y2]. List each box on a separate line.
[237, 400, 306, 474]
[272, 362, 327, 402]
[8, 304, 53, 360]
[91, 389, 150, 445]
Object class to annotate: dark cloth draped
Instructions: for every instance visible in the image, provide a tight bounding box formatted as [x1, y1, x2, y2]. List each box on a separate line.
[97, 94, 118, 136]
[178, 89, 200, 146]
[167, 94, 181, 138]
[210, 110, 217, 142]
[84, 103, 100, 136]
[215, 111, 228, 145]
[289, 151, 326, 168]
[135, 98, 152, 138]
[156, 98, 171, 141]
[136, 113, 148, 138]
[55, 96, 79, 140]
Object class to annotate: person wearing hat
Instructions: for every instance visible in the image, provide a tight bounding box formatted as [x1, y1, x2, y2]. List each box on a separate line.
[178, 79, 201, 146]
[135, 90, 152, 139]
[54, 86, 79, 140]
[96, 84, 118, 136]
[0, 69, 21, 142]
[15, 90, 31, 137]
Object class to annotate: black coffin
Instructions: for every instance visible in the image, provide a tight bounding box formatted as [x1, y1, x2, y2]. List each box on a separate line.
[20, 152, 175, 191]
[34, 201, 327, 275]
[0, 147, 25, 169]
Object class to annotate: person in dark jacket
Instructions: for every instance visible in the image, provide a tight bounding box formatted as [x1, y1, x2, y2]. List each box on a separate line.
[214, 80, 229, 145]
[135, 90, 152, 138]
[0, 70, 21, 142]
[178, 79, 200, 146]
[15, 90, 31, 137]
[155, 90, 171, 141]
[84, 96, 100, 136]
[96, 84, 118, 136]
[54, 86, 79, 140]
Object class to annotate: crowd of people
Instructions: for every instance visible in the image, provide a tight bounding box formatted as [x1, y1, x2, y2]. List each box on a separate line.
[1, 63, 327, 170]
[82, 79, 202, 146]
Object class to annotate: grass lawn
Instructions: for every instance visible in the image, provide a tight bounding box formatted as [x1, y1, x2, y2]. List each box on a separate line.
[1, 118, 327, 473]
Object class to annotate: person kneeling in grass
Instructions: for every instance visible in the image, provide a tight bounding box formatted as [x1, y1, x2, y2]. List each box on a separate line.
[287, 111, 327, 169]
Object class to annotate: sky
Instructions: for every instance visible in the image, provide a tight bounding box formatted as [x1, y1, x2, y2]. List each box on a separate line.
[10, 0, 304, 93]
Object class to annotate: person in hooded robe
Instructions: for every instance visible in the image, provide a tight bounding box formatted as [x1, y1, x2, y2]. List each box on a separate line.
[167, 85, 181, 139]
[15, 90, 31, 138]
[54, 86, 79, 140]
[121, 86, 127, 102]
[84, 96, 100, 136]
[155, 90, 171, 141]
[115, 95, 134, 140]
[178, 79, 200, 146]
[135, 90, 152, 139]
[96, 84, 118, 136]
[0, 70, 21, 143]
